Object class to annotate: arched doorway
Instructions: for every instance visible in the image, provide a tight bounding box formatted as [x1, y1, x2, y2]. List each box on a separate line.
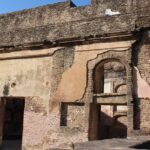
[89, 59, 128, 140]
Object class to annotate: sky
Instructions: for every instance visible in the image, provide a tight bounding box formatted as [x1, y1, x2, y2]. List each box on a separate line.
[0, 0, 91, 14]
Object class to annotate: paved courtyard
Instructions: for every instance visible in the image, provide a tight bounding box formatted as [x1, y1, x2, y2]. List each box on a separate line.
[74, 136, 150, 150]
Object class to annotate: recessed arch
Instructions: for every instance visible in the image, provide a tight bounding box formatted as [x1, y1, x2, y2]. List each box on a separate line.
[84, 50, 131, 103]
[93, 58, 127, 94]
[87, 50, 132, 141]
[115, 83, 127, 94]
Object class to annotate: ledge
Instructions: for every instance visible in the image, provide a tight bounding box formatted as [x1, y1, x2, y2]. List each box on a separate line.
[94, 93, 127, 105]
[93, 93, 126, 97]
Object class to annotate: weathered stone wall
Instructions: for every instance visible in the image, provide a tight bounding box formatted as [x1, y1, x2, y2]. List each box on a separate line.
[0, 0, 132, 32]
[0, 52, 53, 98]
[47, 40, 133, 148]
[133, 30, 150, 134]
[22, 97, 49, 150]
[4, 40, 131, 149]
[92, 0, 134, 13]
[0, 0, 134, 47]
[0, 0, 150, 47]
[0, 48, 54, 149]
[0, 0, 150, 149]
[92, 0, 150, 11]
[54, 41, 133, 102]
[136, 32, 150, 85]
[140, 99, 150, 134]
[135, 31, 150, 134]
[46, 104, 88, 149]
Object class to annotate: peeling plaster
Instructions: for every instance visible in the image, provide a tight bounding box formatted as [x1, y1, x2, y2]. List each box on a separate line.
[54, 41, 133, 102]
[133, 67, 150, 99]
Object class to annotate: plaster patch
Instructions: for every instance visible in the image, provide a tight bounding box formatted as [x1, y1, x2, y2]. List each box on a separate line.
[22, 111, 49, 146]
[54, 42, 133, 102]
[133, 67, 150, 99]
[105, 9, 120, 16]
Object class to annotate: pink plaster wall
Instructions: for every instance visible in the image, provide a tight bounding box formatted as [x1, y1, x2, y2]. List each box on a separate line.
[133, 67, 150, 99]
[22, 111, 49, 147]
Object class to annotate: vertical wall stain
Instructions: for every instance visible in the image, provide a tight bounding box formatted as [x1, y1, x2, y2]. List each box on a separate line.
[3, 83, 9, 96]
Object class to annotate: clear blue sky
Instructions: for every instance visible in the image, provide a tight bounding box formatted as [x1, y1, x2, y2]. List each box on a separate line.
[0, 0, 91, 14]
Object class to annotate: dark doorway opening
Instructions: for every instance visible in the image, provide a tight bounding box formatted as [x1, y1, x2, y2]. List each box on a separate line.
[1, 97, 25, 150]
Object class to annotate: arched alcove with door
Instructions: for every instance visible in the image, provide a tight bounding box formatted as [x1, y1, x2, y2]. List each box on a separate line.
[88, 54, 131, 140]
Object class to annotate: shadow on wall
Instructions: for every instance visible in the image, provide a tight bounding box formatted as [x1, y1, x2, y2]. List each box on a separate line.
[89, 104, 127, 140]
[99, 112, 127, 140]
[132, 30, 143, 131]
[3, 84, 10, 96]
[132, 31, 150, 132]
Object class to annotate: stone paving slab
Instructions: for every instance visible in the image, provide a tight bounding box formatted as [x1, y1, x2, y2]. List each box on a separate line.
[74, 136, 150, 150]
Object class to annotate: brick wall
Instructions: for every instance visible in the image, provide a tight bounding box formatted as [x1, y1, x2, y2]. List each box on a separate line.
[133, 30, 150, 135]
[140, 99, 150, 134]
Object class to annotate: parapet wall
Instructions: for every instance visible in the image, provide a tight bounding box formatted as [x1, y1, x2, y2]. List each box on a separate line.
[0, 0, 150, 48]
